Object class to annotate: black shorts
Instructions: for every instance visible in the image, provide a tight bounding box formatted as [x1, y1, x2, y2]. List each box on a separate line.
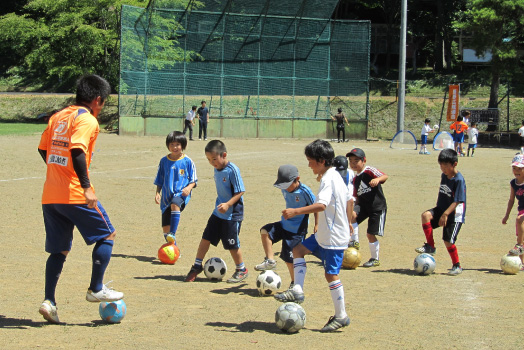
[202, 214, 242, 250]
[161, 196, 187, 227]
[355, 205, 386, 236]
[427, 207, 462, 244]
[261, 222, 305, 263]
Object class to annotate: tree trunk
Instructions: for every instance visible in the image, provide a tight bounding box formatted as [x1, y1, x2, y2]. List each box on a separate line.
[489, 64, 500, 109]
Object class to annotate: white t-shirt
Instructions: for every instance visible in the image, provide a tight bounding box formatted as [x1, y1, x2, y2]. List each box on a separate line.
[186, 109, 196, 121]
[467, 127, 478, 144]
[519, 126, 524, 137]
[314, 167, 351, 249]
[421, 124, 432, 136]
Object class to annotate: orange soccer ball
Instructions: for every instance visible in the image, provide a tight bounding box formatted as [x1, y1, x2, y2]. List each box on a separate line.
[158, 243, 180, 264]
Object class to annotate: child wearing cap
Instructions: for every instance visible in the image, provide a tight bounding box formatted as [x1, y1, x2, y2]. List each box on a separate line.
[415, 148, 466, 275]
[255, 165, 318, 289]
[333, 155, 360, 249]
[502, 154, 524, 266]
[347, 148, 388, 267]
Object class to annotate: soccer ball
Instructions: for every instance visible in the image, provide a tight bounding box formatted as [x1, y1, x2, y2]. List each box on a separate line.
[275, 302, 306, 333]
[413, 253, 436, 275]
[204, 257, 228, 280]
[433, 124, 439, 129]
[99, 299, 127, 323]
[256, 270, 282, 296]
[500, 254, 522, 275]
[342, 247, 362, 269]
[157, 243, 180, 264]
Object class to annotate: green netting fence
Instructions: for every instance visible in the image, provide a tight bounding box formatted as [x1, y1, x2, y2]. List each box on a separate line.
[119, 1, 370, 122]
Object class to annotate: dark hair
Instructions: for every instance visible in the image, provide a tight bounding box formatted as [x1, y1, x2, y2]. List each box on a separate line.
[337, 108, 342, 113]
[438, 148, 458, 164]
[471, 122, 477, 127]
[201, 100, 206, 105]
[205, 140, 227, 154]
[192, 105, 197, 110]
[304, 139, 334, 167]
[463, 110, 471, 116]
[76, 74, 111, 105]
[457, 115, 463, 122]
[166, 131, 187, 150]
[424, 118, 430, 123]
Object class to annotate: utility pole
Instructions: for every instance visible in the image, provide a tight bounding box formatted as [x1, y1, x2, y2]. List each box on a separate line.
[397, 0, 407, 132]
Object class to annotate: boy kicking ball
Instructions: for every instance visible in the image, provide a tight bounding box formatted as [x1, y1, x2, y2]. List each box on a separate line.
[274, 139, 353, 332]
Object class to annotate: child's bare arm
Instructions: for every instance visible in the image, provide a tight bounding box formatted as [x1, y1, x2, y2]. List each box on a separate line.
[438, 202, 459, 227]
[370, 174, 388, 187]
[502, 187, 516, 224]
[347, 198, 354, 234]
[217, 191, 244, 213]
[283, 203, 326, 220]
[181, 182, 196, 197]
[155, 185, 162, 204]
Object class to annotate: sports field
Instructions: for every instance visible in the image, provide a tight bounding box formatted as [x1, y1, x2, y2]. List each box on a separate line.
[0, 134, 521, 349]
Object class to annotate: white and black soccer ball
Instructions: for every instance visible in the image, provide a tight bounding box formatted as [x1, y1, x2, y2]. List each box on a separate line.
[500, 254, 522, 275]
[413, 253, 436, 275]
[275, 302, 306, 333]
[204, 257, 227, 280]
[256, 270, 282, 296]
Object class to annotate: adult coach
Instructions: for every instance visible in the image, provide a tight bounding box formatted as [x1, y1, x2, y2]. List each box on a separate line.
[37, 74, 124, 324]
[197, 100, 210, 140]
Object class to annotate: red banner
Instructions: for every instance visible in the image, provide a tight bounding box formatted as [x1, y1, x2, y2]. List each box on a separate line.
[446, 85, 460, 122]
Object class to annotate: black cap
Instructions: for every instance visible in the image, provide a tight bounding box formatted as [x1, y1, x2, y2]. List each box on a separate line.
[346, 148, 365, 160]
[333, 155, 348, 178]
[274, 165, 299, 190]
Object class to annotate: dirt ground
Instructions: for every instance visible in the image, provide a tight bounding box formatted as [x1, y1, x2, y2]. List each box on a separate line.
[1, 133, 523, 349]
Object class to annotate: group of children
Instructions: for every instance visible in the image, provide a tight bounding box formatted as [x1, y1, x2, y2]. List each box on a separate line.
[420, 111, 479, 157]
[153, 125, 480, 331]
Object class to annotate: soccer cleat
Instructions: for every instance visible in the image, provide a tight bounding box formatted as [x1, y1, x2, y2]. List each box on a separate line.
[424, 151, 430, 155]
[448, 264, 463, 276]
[254, 258, 277, 271]
[86, 283, 124, 302]
[415, 243, 436, 255]
[362, 258, 380, 267]
[184, 264, 204, 282]
[274, 289, 305, 304]
[227, 268, 249, 283]
[320, 315, 351, 332]
[39, 300, 60, 324]
[165, 233, 176, 245]
[348, 241, 360, 250]
[509, 244, 524, 256]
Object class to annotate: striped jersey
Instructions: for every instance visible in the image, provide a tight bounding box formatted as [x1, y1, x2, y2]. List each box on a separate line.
[353, 165, 387, 211]
[436, 172, 466, 223]
[39, 106, 99, 204]
[154, 154, 197, 213]
[280, 183, 316, 234]
[213, 162, 245, 221]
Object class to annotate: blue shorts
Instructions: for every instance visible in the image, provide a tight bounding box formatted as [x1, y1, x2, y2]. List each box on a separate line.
[421, 135, 428, 145]
[468, 143, 477, 149]
[301, 234, 344, 275]
[453, 133, 465, 143]
[202, 214, 242, 250]
[42, 202, 115, 253]
[161, 196, 187, 226]
[261, 222, 305, 263]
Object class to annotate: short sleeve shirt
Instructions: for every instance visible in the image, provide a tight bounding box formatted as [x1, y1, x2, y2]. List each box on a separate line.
[213, 162, 245, 221]
[197, 107, 209, 122]
[510, 179, 524, 212]
[353, 165, 387, 212]
[450, 121, 468, 135]
[314, 168, 351, 249]
[467, 127, 478, 144]
[436, 172, 467, 223]
[421, 124, 432, 136]
[280, 183, 316, 234]
[39, 106, 99, 204]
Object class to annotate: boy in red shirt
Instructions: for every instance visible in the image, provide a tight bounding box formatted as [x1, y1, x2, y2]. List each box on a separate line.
[450, 115, 468, 156]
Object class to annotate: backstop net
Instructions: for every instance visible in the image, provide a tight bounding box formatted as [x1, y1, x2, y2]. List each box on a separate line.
[119, 0, 370, 121]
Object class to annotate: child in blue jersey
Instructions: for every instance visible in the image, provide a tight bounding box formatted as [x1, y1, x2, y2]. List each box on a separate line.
[255, 164, 318, 288]
[154, 131, 197, 245]
[415, 148, 466, 275]
[333, 155, 360, 249]
[185, 140, 248, 283]
[502, 154, 524, 265]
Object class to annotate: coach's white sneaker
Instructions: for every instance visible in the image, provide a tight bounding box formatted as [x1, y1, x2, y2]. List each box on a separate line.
[39, 300, 60, 324]
[86, 283, 124, 302]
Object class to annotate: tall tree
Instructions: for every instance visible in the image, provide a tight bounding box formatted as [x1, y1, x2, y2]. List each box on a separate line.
[459, 0, 524, 107]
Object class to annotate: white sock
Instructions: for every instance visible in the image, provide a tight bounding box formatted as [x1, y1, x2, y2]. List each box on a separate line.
[369, 241, 380, 260]
[350, 223, 359, 242]
[292, 258, 307, 292]
[329, 280, 347, 318]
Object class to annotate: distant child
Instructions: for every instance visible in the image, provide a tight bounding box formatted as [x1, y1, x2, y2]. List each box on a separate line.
[331, 108, 350, 143]
[502, 154, 524, 267]
[450, 115, 468, 156]
[154, 131, 197, 245]
[255, 165, 318, 289]
[415, 148, 466, 275]
[420, 118, 436, 155]
[347, 148, 388, 267]
[518, 120, 524, 154]
[274, 139, 353, 332]
[185, 140, 248, 283]
[462, 111, 471, 126]
[333, 155, 360, 249]
[183, 105, 197, 141]
[467, 122, 479, 157]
